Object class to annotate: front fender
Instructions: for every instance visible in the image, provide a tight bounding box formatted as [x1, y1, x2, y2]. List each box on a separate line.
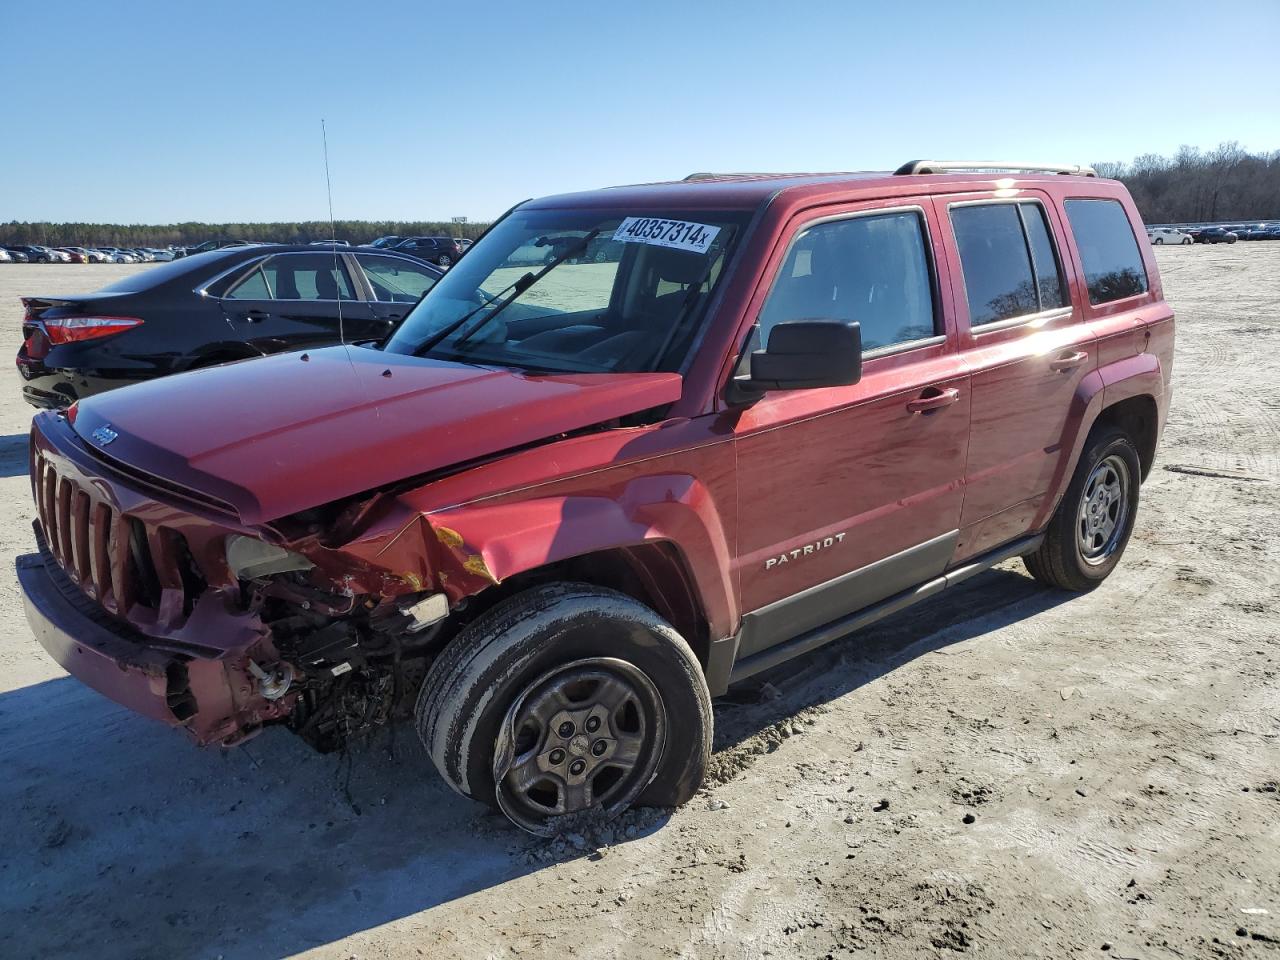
[421, 473, 738, 639]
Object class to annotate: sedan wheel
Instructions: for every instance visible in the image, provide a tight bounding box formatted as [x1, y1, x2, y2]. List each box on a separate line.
[438, 255, 452, 267]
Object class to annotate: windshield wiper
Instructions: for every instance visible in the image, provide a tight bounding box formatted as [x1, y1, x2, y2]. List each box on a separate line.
[414, 229, 601, 358]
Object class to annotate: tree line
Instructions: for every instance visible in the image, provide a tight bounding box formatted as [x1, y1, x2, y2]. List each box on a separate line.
[4, 143, 1277, 246]
[0, 219, 492, 248]
[1093, 142, 1280, 224]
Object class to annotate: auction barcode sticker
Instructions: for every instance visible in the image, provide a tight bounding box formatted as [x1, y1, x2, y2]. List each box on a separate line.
[613, 217, 721, 254]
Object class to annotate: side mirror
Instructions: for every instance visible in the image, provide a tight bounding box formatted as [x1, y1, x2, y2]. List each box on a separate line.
[742, 319, 862, 395]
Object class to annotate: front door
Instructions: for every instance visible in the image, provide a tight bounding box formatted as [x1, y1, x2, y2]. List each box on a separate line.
[219, 252, 381, 349]
[732, 199, 970, 658]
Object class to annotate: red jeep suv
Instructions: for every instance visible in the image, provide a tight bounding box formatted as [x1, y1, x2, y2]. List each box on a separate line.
[19, 161, 1174, 834]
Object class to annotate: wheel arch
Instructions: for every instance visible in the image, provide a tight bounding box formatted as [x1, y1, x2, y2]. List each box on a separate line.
[444, 542, 714, 673]
[1091, 393, 1159, 480]
[1033, 355, 1164, 531]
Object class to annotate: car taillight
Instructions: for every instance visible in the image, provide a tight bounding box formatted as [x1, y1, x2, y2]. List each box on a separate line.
[41, 316, 144, 345]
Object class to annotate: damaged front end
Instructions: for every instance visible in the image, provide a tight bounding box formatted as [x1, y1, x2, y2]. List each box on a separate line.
[22, 412, 463, 751]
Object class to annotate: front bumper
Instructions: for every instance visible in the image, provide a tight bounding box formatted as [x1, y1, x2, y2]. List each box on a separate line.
[18, 548, 290, 745]
[19, 551, 189, 725]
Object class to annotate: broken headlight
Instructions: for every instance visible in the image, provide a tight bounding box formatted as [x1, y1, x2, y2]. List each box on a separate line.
[226, 535, 314, 580]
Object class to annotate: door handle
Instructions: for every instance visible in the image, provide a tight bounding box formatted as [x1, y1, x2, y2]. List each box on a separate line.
[1049, 350, 1089, 371]
[906, 387, 960, 414]
[241, 309, 270, 323]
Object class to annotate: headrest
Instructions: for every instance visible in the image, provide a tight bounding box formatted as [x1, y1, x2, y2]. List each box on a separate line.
[651, 247, 707, 285]
[314, 268, 340, 300]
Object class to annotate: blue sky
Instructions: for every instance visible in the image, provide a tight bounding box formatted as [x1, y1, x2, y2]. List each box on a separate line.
[3, 0, 1278, 223]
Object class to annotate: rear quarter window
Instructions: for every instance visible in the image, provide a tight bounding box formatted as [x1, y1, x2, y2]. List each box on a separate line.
[1064, 199, 1149, 305]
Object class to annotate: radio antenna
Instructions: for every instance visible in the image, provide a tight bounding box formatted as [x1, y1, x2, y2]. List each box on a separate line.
[321, 118, 344, 344]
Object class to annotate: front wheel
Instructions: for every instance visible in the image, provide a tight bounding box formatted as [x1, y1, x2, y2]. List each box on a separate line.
[416, 583, 712, 835]
[1024, 427, 1141, 592]
[1182, 237, 1192, 244]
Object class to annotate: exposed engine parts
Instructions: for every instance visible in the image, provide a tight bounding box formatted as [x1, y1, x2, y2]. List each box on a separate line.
[246, 570, 442, 752]
[247, 660, 293, 701]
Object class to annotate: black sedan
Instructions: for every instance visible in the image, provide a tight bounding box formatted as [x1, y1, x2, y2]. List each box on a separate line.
[390, 236, 464, 267]
[1192, 227, 1238, 244]
[17, 244, 442, 408]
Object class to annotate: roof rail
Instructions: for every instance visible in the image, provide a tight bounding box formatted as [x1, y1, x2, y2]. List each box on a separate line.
[894, 160, 1097, 177]
[682, 172, 786, 181]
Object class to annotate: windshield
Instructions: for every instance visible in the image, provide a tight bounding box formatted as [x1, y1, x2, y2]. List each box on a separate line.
[383, 207, 750, 374]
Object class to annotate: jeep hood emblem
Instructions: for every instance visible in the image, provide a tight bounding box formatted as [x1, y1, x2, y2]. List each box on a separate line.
[91, 424, 119, 445]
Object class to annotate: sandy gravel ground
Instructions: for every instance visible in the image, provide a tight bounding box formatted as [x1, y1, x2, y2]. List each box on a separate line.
[0, 246, 1277, 960]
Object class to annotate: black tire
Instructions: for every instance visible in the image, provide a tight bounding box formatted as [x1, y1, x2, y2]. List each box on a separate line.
[1154, 237, 1163, 245]
[1024, 427, 1141, 592]
[437, 255, 452, 267]
[416, 582, 712, 832]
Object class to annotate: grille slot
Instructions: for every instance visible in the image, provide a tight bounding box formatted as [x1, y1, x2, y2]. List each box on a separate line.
[32, 449, 204, 623]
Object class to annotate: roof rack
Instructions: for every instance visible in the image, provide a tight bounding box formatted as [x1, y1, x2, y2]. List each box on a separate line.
[682, 172, 789, 181]
[894, 160, 1097, 177]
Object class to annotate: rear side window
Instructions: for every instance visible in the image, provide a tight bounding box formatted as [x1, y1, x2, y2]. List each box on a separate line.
[263, 254, 355, 301]
[759, 210, 937, 352]
[225, 265, 271, 299]
[1064, 199, 1149, 304]
[950, 202, 1067, 327]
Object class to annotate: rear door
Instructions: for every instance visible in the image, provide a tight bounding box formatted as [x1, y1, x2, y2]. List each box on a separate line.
[731, 197, 970, 657]
[941, 194, 1097, 562]
[219, 251, 381, 348]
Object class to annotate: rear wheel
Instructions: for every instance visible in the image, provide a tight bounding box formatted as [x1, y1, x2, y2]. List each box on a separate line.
[1154, 237, 1163, 245]
[437, 255, 452, 267]
[1024, 427, 1141, 592]
[416, 583, 712, 835]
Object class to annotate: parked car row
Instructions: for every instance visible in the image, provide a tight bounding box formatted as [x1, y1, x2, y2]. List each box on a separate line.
[0, 244, 177, 264]
[174, 236, 472, 266]
[1147, 223, 1280, 245]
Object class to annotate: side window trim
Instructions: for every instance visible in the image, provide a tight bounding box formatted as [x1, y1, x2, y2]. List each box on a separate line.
[948, 196, 1074, 335]
[743, 203, 945, 366]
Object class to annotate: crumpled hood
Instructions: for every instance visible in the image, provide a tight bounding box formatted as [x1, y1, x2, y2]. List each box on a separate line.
[71, 346, 682, 524]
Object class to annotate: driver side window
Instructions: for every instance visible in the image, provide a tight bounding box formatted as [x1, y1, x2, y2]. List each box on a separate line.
[757, 210, 938, 353]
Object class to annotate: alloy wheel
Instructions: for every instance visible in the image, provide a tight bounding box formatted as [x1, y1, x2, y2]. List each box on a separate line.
[492, 657, 665, 833]
[1077, 454, 1130, 565]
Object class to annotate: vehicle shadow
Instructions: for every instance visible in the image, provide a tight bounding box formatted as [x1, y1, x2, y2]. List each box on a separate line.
[0, 432, 29, 477]
[0, 565, 1069, 959]
[711, 567, 1075, 756]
